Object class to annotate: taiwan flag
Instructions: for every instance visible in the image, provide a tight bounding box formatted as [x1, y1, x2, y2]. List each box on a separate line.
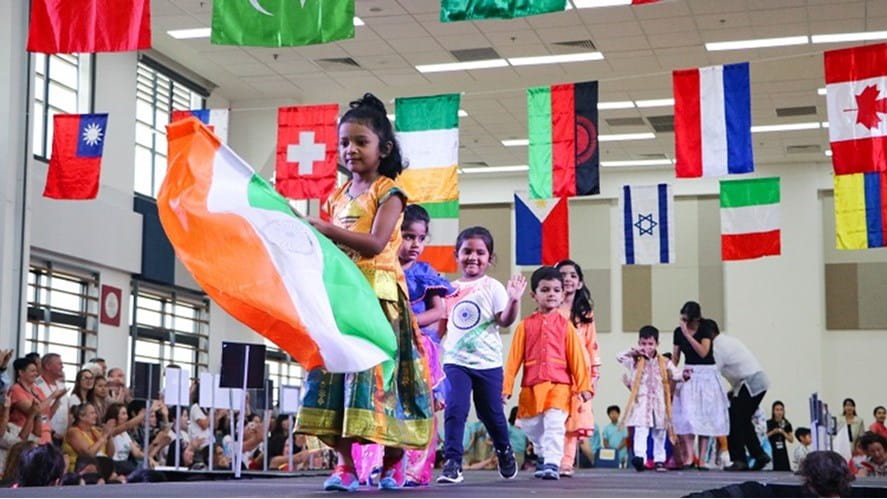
[275, 104, 339, 201]
[43, 113, 109, 200]
[527, 80, 599, 199]
[171, 109, 229, 143]
[825, 43, 887, 175]
[514, 193, 569, 266]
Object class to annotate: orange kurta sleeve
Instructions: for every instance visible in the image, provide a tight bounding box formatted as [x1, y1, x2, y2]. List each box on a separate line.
[565, 322, 592, 395]
[502, 319, 527, 397]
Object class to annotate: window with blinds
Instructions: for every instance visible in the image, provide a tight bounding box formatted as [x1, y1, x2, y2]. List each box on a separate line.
[130, 282, 209, 377]
[26, 262, 99, 373]
[134, 60, 205, 198]
[264, 348, 305, 406]
[32, 53, 92, 159]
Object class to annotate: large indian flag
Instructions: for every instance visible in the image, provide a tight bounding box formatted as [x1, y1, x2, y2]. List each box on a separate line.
[395, 94, 460, 272]
[158, 118, 397, 373]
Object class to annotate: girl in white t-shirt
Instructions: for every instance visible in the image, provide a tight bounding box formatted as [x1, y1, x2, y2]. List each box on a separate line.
[436, 226, 526, 485]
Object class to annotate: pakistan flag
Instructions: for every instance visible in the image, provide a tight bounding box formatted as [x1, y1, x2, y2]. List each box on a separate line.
[211, 0, 354, 47]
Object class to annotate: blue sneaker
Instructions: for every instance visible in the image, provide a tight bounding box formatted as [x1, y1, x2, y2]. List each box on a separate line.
[323, 466, 359, 492]
[534, 459, 545, 478]
[541, 463, 559, 480]
[378, 462, 404, 490]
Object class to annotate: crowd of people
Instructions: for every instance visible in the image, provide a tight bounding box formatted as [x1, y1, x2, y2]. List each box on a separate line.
[0, 92, 885, 493]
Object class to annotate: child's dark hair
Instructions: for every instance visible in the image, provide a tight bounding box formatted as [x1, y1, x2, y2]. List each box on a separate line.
[403, 204, 430, 231]
[455, 226, 494, 255]
[639, 325, 659, 342]
[339, 93, 403, 179]
[606, 405, 620, 415]
[530, 266, 562, 292]
[556, 259, 594, 325]
[16, 444, 66, 487]
[795, 427, 811, 439]
[859, 431, 887, 452]
[874, 405, 886, 417]
[799, 451, 854, 498]
[680, 300, 702, 321]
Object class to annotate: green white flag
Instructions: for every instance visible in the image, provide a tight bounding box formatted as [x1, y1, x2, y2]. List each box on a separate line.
[211, 0, 354, 47]
[441, 0, 566, 22]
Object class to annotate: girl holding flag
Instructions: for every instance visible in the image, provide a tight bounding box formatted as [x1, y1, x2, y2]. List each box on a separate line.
[297, 93, 434, 492]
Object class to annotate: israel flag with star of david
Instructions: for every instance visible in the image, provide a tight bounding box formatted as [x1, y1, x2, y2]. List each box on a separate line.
[619, 183, 675, 265]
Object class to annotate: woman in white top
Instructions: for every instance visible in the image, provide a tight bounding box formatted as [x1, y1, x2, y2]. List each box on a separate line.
[103, 402, 149, 474]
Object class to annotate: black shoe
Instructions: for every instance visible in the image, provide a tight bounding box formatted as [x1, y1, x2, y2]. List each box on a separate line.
[496, 446, 518, 479]
[725, 461, 749, 471]
[436, 459, 463, 484]
[654, 462, 667, 473]
[750, 454, 771, 471]
[632, 457, 646, 472]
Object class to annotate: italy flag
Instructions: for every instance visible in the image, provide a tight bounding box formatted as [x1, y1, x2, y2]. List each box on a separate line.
[157, 118, 397, 373]
[395, 94, 460, 272]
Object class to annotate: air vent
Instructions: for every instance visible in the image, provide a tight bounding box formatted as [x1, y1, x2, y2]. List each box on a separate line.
[605, 117, 645, 127]
[552, 39, 597, 50]
[776, 105, 817, 117]
[647, 115, 674, 133]
[450, 47, 501, 62]
[786, 144, 822, 154]
[638, 153, 668, 160]
[314, 57, 361, 70]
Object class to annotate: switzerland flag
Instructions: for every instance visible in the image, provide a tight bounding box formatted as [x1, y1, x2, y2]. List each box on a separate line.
[275, 104, 339, 202]
[27, 0, 151, 54]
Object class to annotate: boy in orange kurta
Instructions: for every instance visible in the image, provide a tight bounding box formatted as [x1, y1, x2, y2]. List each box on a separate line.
[502, 266, 592, 480]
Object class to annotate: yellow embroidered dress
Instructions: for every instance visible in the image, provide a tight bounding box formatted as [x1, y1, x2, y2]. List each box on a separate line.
[296, 176, 433, 449]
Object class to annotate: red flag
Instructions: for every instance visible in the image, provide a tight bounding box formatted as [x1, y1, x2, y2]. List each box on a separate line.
[43, 114, 109, 200]
[825, 43, 887, 175]
[275, 104, 339, 201]
[27, 0, 151, 54]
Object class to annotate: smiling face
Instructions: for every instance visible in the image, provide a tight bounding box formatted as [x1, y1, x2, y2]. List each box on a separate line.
[338, 121, 388, 178]
[18, 362, 39, 385]
[456, 237, 491, 279]
[558, 264, 583, 296]
[638, 335, 659, 357]
[94, 377, 108, 398]
[78, 404, 98, 426]
[531, 278, 564, 313]
[399, 221, 428, 266]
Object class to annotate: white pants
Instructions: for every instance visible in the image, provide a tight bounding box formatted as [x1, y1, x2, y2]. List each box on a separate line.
[632, 426, 667, 463]
[519, 409, 568, 467]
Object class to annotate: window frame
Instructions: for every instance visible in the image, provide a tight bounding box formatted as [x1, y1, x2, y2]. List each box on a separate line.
[31, 53, 94, 161]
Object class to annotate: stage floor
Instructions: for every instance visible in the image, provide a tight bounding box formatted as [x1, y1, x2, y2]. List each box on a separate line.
[5, 469, 887, 497]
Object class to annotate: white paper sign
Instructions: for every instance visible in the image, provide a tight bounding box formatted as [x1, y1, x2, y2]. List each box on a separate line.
[279, 385, 302, 414]
[163, 367, 190, 406]
[198, 372, 244, 409]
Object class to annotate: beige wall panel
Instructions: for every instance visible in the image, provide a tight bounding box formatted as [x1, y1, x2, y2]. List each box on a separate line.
[622, 265, 651, 333]
[585, 268, 611, 333]
[651, 265, 699, 333]
[857, 262, 887, 329]
[824, 263, 859, 330]
[569, 198, 612, 269]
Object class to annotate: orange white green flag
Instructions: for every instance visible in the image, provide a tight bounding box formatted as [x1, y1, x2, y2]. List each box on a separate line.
[157, 118, 397, 374]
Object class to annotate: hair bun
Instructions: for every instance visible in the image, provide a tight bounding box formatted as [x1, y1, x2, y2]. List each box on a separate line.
[349, 93, 388, 114]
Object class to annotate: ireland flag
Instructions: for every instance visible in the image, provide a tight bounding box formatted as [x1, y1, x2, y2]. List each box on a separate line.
[158, 118, 396, 374]
[720, 177, 781, 261]
[211, 0, 354, 47]
[395, 94, 460, 272]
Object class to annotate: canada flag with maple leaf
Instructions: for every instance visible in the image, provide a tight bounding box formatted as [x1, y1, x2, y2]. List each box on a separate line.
[825, 43, 887, 175]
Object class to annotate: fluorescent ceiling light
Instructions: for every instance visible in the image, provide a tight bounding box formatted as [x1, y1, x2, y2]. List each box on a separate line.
[507, 52, 604, 66]
[389, 110, 468, 120]
[598, 101, 635, 110]
[750, 122, 821, 133]
[825, 150, 833, 157]
[818, 87, 827, 96]
[167, 28, 211, 39]
[599, 132, 656, 142]
[460, 165, 529, 174]
[821, 121, 829, 128]
[811, 31, 887, 44]
[634, 98, 674, 108]
[353, 17, 365, 26]
[416, 59, 508, 73]
[502, 139, 529, 147]
[602, 159, 673, 167]
[571, 0, 633, 7]
[705, 35, 809, 51]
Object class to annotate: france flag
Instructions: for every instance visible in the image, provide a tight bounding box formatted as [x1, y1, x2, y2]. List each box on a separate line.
[674, 62, 753, 178]
[171, 109, 229, 143]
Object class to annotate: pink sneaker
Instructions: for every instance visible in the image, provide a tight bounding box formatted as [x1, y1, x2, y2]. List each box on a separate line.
[323, 465, 359, 492]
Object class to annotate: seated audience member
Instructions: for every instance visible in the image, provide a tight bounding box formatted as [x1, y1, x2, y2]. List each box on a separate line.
[853, 431, 887, 477]
[0, 389, 41, 472]
[62, 403, 115, 472]
[601, 405, 629, 467]
[799, 450, 855, 497]
[88, 375, 112, 421]
[1, 441, 37, 485]
[268, 414, 290, 459]
[85, 358, 107, 377]
[792, 427, 812, 471]
[126, 468, 167, 483]
[69, 369, 95, 407]
[105, 368, 132, 404]
[34, 353, 69, 446]
[104, 402, 149, 474]
[870, 406, 887, 439]
[9, 357, 64, 444]
[14, 444, 66, 487]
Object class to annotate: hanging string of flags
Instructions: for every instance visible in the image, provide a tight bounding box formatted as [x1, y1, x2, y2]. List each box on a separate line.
[27, 0, 886, 260]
